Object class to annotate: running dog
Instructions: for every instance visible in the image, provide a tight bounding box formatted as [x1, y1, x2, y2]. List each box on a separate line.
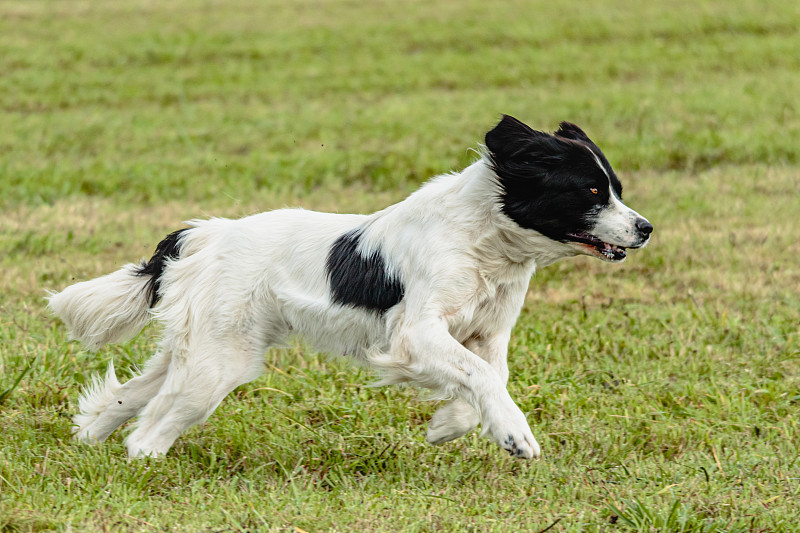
[48, 115, 653, 459]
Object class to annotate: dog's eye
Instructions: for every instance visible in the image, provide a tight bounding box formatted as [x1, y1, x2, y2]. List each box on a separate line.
[590, 188, 599, 195]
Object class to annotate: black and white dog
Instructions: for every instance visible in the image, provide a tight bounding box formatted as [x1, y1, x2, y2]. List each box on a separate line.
[49, 115, 652, 459]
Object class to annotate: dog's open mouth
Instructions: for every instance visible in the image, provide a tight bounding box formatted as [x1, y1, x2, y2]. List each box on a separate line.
[566, 232, 627, 262]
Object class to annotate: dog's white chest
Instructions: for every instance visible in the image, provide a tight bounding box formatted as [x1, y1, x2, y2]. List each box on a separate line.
[447, 275, 528, 343]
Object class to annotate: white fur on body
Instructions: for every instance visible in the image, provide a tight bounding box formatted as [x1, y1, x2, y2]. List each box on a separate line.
[49, 157, 646, 459]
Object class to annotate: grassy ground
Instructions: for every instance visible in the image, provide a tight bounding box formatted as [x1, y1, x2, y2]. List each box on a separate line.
[1, 0, 799, 531]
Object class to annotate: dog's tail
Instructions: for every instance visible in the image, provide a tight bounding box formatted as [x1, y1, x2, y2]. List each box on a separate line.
[48, 229, 188, 350]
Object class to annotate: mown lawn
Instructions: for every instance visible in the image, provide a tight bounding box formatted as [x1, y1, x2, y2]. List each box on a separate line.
[1, 1, 799, 531]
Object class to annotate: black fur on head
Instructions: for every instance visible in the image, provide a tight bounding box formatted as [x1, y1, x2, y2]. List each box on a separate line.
[485, 115, 623, 241]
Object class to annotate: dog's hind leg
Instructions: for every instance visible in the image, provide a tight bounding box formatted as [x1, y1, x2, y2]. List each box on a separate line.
[73, 350, 171, 444]
[426, 333, 510, 445]
[124, 339, 265, 458]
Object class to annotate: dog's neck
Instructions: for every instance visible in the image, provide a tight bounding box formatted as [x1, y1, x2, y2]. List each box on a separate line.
[369, 157, 579, 284]
[460, 158, 578, 275]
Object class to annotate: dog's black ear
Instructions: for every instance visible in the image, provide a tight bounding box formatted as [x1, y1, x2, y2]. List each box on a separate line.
[554, 121, 592, 144]
[485, 115, 550, 162]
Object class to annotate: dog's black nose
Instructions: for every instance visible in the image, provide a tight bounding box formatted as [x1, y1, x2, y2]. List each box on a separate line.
[636, 218, 653, 236]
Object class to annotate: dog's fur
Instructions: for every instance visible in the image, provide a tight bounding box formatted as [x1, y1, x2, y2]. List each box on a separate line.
[48, 115, 652, 459]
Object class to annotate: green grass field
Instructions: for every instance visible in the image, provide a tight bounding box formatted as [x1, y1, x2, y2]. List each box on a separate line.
[2, 0, 799, 531]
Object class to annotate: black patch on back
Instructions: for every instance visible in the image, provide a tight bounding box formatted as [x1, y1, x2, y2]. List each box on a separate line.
[135, 228, 189, 307]
[326, 229, 404, 314]
[485, 115, 623, 241]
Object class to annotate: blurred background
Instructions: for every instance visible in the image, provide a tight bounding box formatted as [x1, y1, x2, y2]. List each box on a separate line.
[2, 0, 797, 205]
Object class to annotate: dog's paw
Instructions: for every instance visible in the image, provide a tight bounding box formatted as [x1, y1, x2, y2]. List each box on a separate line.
[498, 431, 541, 459]
[426, 400, 480, 445]
[125, 430, 171, 459]
[483, 409, 541, 459]
[125, 440, 167, 459]
[72, 415, 108, 444]
[72, 426, 100, 444]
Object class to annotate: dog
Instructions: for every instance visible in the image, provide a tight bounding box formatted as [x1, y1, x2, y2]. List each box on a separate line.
[48, 115, 652, 459]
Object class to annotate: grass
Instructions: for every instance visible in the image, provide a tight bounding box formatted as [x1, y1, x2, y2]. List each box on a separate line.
[1, 0, 799, 531]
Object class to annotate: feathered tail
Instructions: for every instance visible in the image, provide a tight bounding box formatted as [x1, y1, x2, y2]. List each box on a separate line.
[47, 263, 154, 351]
[47, 228, 188, 351]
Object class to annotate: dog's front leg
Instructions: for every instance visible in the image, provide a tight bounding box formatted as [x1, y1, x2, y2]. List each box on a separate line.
[393, 319, 540, 459]
[426, 333, 511, 445]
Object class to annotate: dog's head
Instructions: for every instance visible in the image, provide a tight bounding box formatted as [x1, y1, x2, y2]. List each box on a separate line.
[485, 115, 652, 262]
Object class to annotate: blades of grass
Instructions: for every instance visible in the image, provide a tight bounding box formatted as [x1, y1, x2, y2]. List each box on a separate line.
[0, 359, 33, 406]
